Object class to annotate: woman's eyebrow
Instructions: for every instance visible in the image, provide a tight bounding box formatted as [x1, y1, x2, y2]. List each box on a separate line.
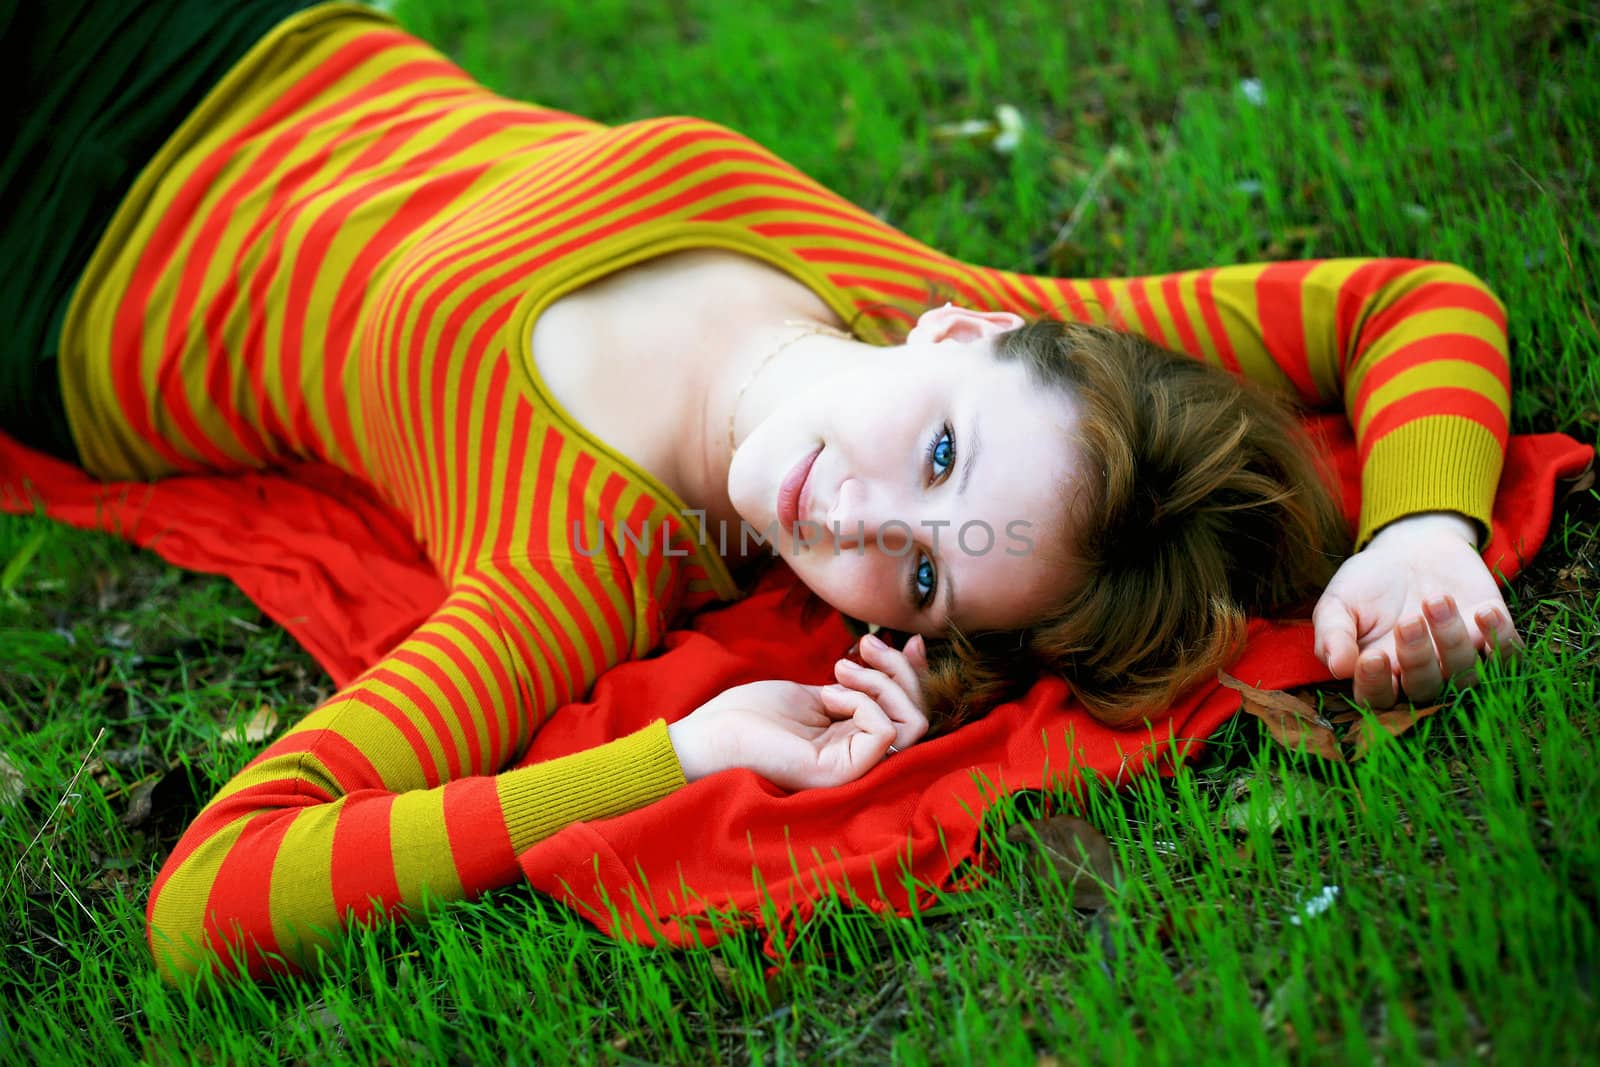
[943, 412, 979, 624]
[959, 416, 981, 496]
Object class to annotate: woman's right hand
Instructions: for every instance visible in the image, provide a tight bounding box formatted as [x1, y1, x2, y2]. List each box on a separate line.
[667, 636, 929, 790]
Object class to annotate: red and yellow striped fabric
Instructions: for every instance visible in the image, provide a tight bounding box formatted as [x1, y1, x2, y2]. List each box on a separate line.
[56, 5, 1508, 982]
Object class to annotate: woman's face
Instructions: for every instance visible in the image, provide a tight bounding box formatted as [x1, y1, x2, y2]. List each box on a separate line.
[727, 306, 1085, 636]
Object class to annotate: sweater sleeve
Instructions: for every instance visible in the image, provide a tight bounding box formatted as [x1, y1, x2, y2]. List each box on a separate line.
[985, 258, 1511, 547]
[146, 559, 684, 985]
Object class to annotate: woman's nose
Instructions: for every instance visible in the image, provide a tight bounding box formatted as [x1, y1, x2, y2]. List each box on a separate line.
[827, 477, 912, 550]
[826, 476, 870, 545]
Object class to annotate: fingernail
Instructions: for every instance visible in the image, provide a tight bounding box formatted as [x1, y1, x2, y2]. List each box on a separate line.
[863, 634, 883, 650]
[1399, 618, 1426, 643]
[1361, 656, 1385, 677]
[1475, 607, 1497, 628]
[1424, 595, 1452, 623]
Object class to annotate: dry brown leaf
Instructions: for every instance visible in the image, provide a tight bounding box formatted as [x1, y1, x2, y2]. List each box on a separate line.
[0, 751, 24, 807]
[1219, 671, 1344, 762]
[238, 704, 281, 745]
[119, 767, 199, 830]
[1344, 704, 1443, 760]
[708, 953, 782, 1009]
[1007, 814, 1121, 909]
[1293, 687, 1363, 726]
[1555, 457, 1595, 508]
[708, 957, 738, 999]
[120, 776, 165, 829]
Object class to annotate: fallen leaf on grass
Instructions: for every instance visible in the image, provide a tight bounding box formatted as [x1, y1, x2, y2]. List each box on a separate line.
[236, 704, 281, 745]
[707, 955, 783, 1010]
[1219, 671, 1343, 762]
[1221, 772, 1332, 835]
[708, 956, 739, 1000]
[1261, 970, 1309, 1032]
[1293, 686, 1363, 726]
[1344, 704, 1443, 760]
[120, 767, 199, 830]
[1555, 457, 1595, 507]
[1227, 674, 1445, 761]
[1006, 815, 1121, 909]
[88, 745, 168, 788]
[0, 751, 24, 807]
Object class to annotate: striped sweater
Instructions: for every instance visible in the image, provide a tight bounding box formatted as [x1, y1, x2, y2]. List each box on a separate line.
[57, 5, 1509, 982]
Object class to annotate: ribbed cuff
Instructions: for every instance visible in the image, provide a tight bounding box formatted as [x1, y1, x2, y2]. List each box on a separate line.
[497, 719, 688, 853]
[1356, 416, 1504, 549]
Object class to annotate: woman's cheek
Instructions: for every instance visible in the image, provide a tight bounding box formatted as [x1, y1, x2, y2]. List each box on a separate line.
[793, 546, 906, 629]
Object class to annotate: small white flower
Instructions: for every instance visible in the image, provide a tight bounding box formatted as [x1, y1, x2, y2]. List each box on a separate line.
[1238, 78, 1267, 107]
[1288, 884, 1341, 926]
[993, 104, 1025, 154]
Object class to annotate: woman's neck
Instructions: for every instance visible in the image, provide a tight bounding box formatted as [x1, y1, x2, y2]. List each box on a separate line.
[677, 316, 862, 569]
[567, 250, 858, 566]
[529, 247, 865, 570]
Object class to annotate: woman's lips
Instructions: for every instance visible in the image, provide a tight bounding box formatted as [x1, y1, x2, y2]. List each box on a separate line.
[776, 445, 822, 530]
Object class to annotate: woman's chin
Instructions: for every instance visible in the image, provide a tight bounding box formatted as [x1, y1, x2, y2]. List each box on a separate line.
[786, 574, 883, 630]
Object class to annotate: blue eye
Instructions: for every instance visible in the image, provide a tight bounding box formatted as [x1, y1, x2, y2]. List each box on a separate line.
[907, 422, 954, 612]
[909, 552, 937, 609]
[926, 423, 955, 483]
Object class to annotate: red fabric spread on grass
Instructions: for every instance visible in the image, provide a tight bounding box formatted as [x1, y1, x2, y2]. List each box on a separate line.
[3, 421, 1592, 951]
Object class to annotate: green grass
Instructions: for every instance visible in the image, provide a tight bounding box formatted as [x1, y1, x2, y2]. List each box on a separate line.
[4, 0, 1598, 1062]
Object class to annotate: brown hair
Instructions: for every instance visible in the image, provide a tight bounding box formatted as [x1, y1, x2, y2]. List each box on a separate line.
[921, 319, 1352, 730]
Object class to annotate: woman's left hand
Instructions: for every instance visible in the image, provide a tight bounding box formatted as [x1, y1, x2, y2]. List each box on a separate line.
[1311, 512, 1524, 708]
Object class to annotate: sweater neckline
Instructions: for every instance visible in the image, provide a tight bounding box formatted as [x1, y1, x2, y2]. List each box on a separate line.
[508, 218, 886, 603]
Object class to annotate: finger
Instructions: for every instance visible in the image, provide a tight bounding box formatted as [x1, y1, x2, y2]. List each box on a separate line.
[1393, 614, 1445, 703]
[1473, 604, 1525, 661]
[1354, 648, 1398, 709]
[834, 660, 929, 748]
[858, 633, 927, 706]
[904, 633, 929, 673]
[864, 633, 928, 684]
[807, 687, 895, 786]
[1422, 594, 1480, 684]
[835, 659, 929, 746]
[1312, 594, 1361, 678]
[816, 684, 859, 721]
[818, 685, 893, 745]
[827, 685, 897, 767]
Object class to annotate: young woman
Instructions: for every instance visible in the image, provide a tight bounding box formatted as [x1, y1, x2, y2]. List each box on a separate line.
[1, 1, 1519, 982]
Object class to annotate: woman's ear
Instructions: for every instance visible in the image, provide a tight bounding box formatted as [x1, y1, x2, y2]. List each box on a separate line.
[907, 303, 1026, 345]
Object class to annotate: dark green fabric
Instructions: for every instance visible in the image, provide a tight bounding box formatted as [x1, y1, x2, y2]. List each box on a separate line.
[0, 0, 328, 463]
